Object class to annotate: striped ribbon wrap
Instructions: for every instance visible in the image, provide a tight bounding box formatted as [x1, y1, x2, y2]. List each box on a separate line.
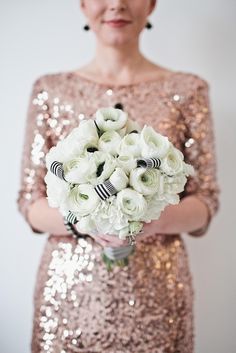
[94, 179, 117, 200]
[49, 157, 162, 238]
[136, 157, 161, 169]
[50, 161, 66, 181]
[66, 211, 78, 224]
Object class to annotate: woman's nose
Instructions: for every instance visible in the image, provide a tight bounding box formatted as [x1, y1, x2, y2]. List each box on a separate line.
[107, 0, 128, 12]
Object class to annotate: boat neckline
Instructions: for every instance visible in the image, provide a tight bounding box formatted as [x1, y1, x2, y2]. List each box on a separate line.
[68, 70, 178, 89]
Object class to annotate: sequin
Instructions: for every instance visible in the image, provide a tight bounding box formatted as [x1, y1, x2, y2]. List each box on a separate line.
[78, 113, 85, 120]
[106, 88, 113, 96]
[17, 70, 220, 352]
[173, 94, 180, 101]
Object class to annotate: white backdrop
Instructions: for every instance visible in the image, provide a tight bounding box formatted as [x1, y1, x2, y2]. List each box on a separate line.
[0, 0, 235, 352]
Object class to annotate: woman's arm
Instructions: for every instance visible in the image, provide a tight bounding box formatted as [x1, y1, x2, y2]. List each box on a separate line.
[178, 75, 220, 236]
[17, 75, 69, 236]
[140, 75, 221, 240]
[27, 197, 69, 235]
[140, 194, 210, 238]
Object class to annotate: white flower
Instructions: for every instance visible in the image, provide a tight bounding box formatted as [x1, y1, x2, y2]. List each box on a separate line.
[89, 151, 117, 185]
[75, 215, 96, 234]
[119, 133, 141, 157]
[183, 162, 195, 176]
[141, 194, 167, 222]
[45, 140, 79, 167]
[95, 107, 128, 132]
[116, 155, 137, 175]
[140, 125, 170, 158]
[91, 196, 129, 235]
[161, 146, 184, 176]
[129, 167, 162, 195]
[117, 125, 127, 138]
[44, 172, 70, 213]
[125, 119, 142, 134]
[68, 119, 99, 142]
[98, 130, 122, 156]
[164, 193, 180, 205]
[67, 184, 100, 217]
[46, 135, 98, 168]
[109, 167, 128, 191]
[118, 225, 130, 239]
[63, 153, 97, 184]
[116, 188, 147, 221]
[164, 174, 187, 194]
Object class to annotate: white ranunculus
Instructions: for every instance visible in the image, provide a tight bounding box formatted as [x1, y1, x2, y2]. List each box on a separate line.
[119, 133, 141, 157]
[141, 194, 167, 222]
[89, 151, 117, 185]
[98, 130, 122, 156]
[44, 172, 70, 214]
[129, 167, 162, 195]
[95, 107, 128, 132]
[67, 119, 99, 142]
[125, 119, 142, 134]
[63, 153, 97, 184]
[109, 167, 128, 191]
[72, 136, 98, 155]
[45, 140, 79, 168]
[116, 188, 147, 221]
[183, 162, 195, 176]
[91, 196, 129, 235]
[164, 193, 180, 205]
[116, 155, 137, 175]
[140, 125, 170, 158]
[164, 174, 187, 194]
[118, 225, 130, 239]
[67, 184, 100, 217]
[75, 215, 96, 234]
[116, 125, 127, 138]
[161, 146, 184, 176]
[46, 135, 98, 168]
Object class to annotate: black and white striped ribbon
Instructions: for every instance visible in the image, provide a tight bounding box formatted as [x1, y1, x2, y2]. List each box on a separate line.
[50, 161, 66, 181]
[94, 179, 117, 200]
[66, 211, 78, 224]
[136, 157, 161, 169]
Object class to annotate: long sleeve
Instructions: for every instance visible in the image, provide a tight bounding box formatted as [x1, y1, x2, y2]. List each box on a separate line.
[17, 75, 52, 233]
[180, 76, 220, 236]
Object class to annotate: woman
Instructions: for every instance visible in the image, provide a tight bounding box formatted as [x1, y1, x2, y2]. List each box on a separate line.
[17, 0, 220, 352]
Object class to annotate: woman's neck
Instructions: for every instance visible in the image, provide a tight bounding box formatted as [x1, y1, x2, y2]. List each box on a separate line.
[77, 40, 162, 85]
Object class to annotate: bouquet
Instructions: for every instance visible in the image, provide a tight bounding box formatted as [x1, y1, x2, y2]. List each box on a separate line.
[44, 107, 195, 270]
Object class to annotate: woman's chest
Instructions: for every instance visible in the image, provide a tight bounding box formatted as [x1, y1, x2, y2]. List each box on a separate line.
[47, 87, 185, 151]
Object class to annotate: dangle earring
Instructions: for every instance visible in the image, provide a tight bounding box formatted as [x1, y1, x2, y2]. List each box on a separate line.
[83, 24, 90, 31]
[145, 21, 153, 29]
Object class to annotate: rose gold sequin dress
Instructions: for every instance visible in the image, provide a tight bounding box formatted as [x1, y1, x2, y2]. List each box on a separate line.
[17, 70, 220, 353]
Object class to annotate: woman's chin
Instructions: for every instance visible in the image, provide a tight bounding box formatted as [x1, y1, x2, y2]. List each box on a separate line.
[100, 32, 136, 46]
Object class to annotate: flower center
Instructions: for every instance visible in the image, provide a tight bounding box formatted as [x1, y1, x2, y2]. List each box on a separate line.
[79, 193, 89, 200]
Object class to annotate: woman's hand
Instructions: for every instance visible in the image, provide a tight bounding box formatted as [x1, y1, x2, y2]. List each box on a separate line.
[134, 219, 165, 242]
[87, 214, 166, 248]
[88, 232, 129, 248]
[88, 220, 163, 248]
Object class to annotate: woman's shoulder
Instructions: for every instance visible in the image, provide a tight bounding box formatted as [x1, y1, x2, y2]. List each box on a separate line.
[31, 70, 70, 89]
[171, 69, 210, 90]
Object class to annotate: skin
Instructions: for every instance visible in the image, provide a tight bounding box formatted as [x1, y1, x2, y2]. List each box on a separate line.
[28, 0, 209, 247]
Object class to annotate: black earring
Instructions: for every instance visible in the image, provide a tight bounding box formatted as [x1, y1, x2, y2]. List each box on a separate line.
[83, 24, 90, 31]
[145, 21, 153, 29]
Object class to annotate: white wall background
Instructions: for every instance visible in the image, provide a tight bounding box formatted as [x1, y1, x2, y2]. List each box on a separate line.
[0, 0, 235, 352]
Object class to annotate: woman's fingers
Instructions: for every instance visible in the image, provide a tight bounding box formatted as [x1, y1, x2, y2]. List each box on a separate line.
[98, 233, 126, 246]
[93, 235, 109, 247]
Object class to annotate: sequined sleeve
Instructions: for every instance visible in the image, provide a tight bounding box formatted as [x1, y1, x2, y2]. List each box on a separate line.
[180, 76, 220, 236]
[17, 76, 51, 233]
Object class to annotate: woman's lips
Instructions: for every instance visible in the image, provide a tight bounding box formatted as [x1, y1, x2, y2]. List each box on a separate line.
[104, 20, 131, 28]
